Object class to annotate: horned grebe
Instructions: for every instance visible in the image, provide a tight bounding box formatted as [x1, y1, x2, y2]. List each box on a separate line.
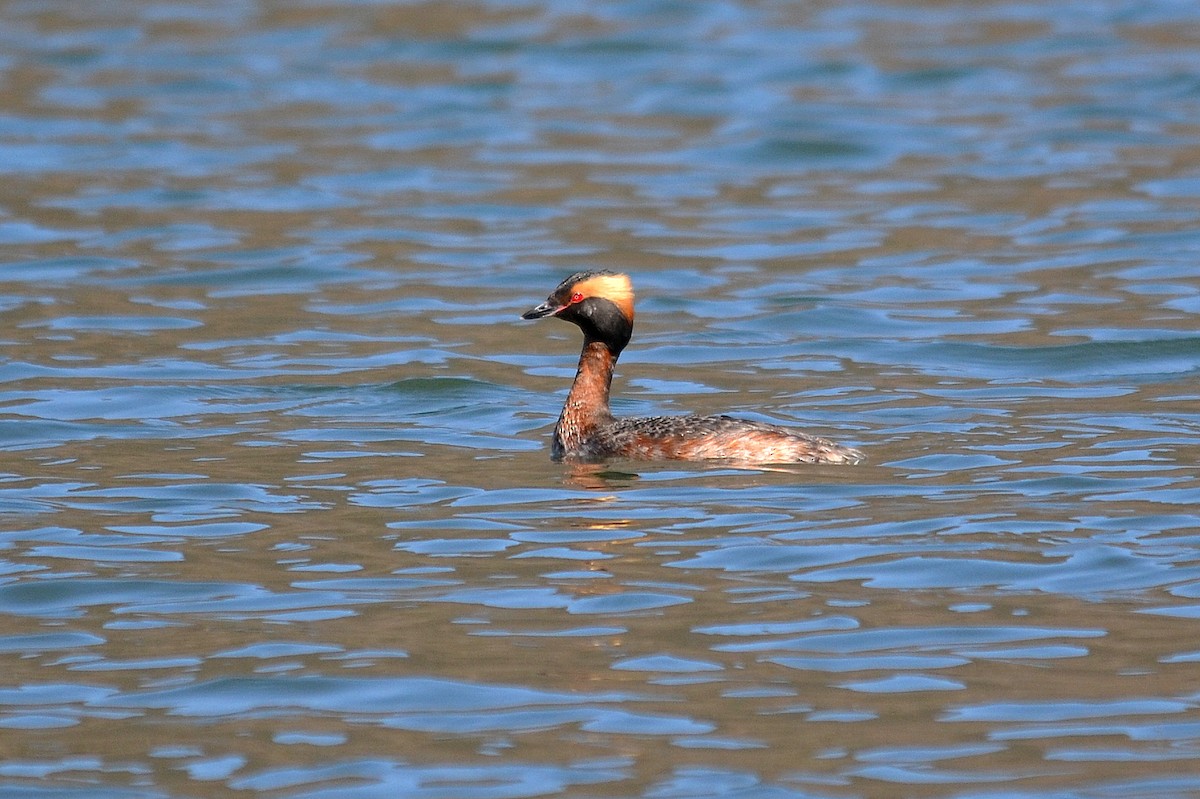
[522, 270, 863, 465]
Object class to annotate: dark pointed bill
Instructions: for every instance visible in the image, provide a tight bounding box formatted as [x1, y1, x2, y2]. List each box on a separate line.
[521, 301, 560, 320]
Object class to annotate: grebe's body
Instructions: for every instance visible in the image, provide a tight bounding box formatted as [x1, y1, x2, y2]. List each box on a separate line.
[522, 271, 863, 465]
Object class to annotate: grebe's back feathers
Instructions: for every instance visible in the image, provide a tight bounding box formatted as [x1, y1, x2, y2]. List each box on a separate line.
[591, 414, 863, 464]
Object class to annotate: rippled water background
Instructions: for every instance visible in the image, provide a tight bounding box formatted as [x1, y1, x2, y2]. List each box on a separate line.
[3, 1, 1200, 796]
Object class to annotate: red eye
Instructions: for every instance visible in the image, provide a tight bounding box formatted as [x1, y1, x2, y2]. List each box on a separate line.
[570, 292, 584, 303]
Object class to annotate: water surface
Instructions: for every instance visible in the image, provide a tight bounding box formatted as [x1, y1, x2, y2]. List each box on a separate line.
[3, 1, 1200, 797]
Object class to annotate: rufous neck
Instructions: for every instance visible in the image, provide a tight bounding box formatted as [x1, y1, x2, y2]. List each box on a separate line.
[554, 339, 617, 456]
[567, 339, 617, 417]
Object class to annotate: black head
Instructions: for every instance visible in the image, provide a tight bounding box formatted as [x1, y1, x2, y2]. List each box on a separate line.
[521, 270, 635, 355]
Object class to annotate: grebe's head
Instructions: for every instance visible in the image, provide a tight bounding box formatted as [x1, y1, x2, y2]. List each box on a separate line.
[522, 270, 634, 354]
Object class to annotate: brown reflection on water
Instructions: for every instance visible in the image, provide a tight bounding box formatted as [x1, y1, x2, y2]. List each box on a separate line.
[7, 478, 1197, 797]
